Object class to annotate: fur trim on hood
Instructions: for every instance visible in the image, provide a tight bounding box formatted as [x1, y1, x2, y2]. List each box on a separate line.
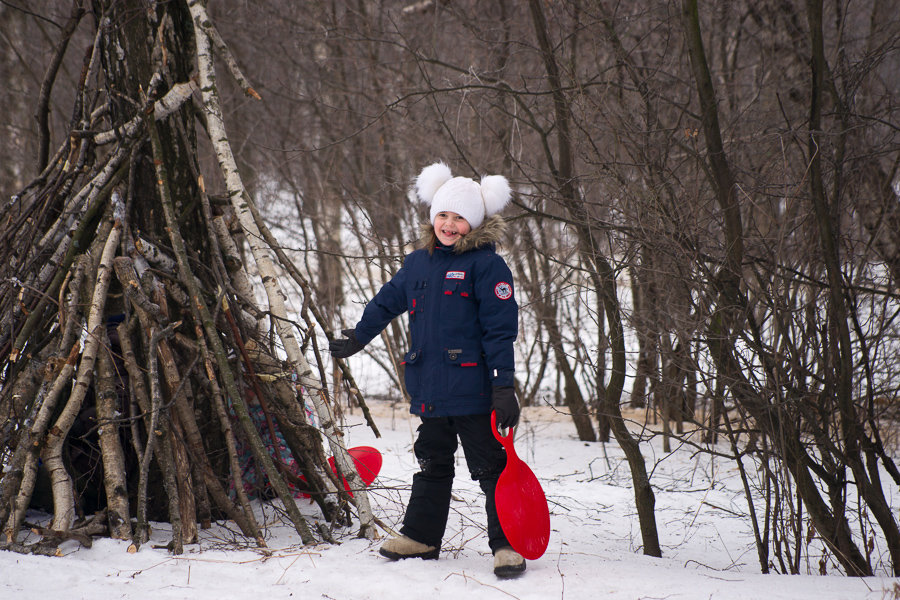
[420, 214, 507, 254]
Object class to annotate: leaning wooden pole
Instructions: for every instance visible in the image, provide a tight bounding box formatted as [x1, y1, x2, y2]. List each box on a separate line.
[95, 332, 132, 541]
[186, 0, 376, 538]
[147, 115, 315, 544]
[43, 214, 121, 532]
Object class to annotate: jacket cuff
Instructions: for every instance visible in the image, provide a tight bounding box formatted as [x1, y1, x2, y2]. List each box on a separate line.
[351, 326, 375, 346]
[491, 369, 515, 388]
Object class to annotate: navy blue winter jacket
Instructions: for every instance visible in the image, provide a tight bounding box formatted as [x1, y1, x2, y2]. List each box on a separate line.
[352, 216, 518, 417]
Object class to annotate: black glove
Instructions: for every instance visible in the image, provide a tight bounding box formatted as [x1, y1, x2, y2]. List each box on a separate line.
[492, 386, 520, 429]
[329, 329, 365, 359]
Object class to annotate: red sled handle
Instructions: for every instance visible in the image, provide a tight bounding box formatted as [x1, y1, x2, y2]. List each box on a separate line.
[491, 411, 518, 459]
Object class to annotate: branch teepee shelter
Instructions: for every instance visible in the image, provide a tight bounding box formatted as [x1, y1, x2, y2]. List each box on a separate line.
[0, 0, 376, 556]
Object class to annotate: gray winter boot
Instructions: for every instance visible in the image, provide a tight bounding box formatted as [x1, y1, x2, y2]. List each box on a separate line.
[493, 546, 526, 578]
[379, 535, 439, 560]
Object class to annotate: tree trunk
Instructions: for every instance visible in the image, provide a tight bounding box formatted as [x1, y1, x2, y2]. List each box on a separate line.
[805, 0, 894, 575]
[528, 0, 660, 556]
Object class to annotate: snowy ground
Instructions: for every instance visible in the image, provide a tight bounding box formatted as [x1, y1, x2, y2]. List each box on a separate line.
[2, 402, 896, 600]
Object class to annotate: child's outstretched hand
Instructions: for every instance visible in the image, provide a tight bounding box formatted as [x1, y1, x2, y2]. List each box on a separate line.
[329, 329, 365, 358]
[492, 386, 520, 429]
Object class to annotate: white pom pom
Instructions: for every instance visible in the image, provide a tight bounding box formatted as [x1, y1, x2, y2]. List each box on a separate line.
[415, 162, 453, 206]
[479, 175, 511, 216]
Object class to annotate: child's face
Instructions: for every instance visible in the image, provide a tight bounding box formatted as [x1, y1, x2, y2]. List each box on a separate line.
[434, 211, 471, 246]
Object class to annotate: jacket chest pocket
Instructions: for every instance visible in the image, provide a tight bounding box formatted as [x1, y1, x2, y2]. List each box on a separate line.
[441, 276, 472, 297]
[440, 279, 475, 321]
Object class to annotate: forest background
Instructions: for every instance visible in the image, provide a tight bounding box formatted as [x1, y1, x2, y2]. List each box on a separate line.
[1, 0, 899, 581]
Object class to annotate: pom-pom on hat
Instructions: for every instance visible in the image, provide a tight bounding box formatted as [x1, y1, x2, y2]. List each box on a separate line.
[414, 162, 511, 230]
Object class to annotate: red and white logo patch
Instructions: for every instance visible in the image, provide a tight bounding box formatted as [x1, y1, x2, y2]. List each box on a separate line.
[494, 281, 513, 300]
[445, 271, 466, 280]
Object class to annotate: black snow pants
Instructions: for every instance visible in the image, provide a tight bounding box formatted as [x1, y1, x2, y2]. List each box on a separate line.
[400, 414, 510, 553]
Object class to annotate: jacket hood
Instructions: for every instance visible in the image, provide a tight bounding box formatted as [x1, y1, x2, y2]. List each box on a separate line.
[420, 214, 507, 254]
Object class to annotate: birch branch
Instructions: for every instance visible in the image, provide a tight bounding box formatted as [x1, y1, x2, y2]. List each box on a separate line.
[112, 256, 163, 321]
[117, 317, 182, 551]
[187, 0, 376, 539]
[43, 217, 121, 532]
[95, 332, 132, 540]
[1, 255, 88, 538]
[1, 342, 79, 542]
[147, 106, 315, 543]
[92, 78, 197, 146]
[35, 3, 85, 170]
[198, 332, 266, 546]
[117, 318, 157, 548]
[212, 215, 260, 327]
[193, 10, 261, 100]
[133, 236, 178, 274]
[8, 159, 129, 362]
[146, 324, 183, 554]
[245, 198, 381, 438]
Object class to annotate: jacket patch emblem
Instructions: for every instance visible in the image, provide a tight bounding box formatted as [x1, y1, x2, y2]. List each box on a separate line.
[445, 271, 466, 280]
[494, 282, 513, 300]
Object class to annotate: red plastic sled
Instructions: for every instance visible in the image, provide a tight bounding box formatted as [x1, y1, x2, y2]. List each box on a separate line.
[491, 412, 550, 560]
[327, 445, 382, 497]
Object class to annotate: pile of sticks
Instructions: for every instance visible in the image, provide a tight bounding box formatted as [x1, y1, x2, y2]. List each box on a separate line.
[0, 0, 376, 556]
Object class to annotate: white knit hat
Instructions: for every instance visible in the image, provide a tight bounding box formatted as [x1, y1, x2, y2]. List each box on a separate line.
[413, 162, 511, 230]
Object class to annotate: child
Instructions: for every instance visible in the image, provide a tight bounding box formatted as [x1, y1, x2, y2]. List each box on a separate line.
[329, 162, 524, 577]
